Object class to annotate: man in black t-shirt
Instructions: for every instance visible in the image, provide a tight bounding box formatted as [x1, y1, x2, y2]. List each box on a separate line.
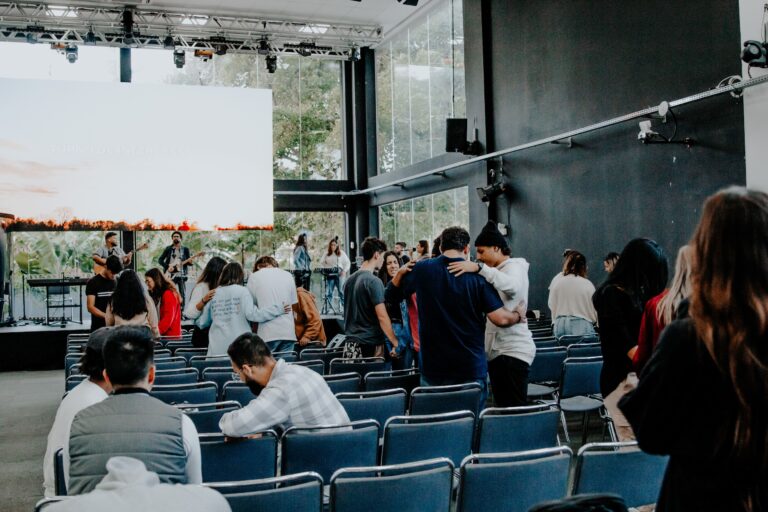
[86, 255, 122, 331]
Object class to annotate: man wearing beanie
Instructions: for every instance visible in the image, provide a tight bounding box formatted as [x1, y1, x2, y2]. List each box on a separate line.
[448, 221, 536, 406]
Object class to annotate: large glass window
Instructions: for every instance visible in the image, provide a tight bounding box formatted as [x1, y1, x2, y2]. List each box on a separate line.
[0, 42, 119, 81]
[379, 187, 469, 249]
[132, 51, 343, 180]
[375, 0, 465, 174]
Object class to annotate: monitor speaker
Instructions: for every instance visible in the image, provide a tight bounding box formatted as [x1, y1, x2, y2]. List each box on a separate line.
[445, 118, 467, 153]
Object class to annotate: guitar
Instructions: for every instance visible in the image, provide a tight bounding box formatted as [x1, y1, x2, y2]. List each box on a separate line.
[93, 242, 149, 274]
[166, 251, 205, 277]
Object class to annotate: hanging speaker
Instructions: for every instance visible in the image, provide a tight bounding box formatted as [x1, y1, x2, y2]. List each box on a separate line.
[445, 118, 467, 153]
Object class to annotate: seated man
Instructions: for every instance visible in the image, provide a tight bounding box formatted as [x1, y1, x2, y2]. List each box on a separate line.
[219, 333, 349, 436]
[43, 328, 113, 497]
[66, 326, 201, 495]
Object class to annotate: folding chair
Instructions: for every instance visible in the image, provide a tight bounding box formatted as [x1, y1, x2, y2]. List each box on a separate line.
[475, 404, 561, 453]
[223, 381, 257, 407]
[154, 348, 173, 358]
[154, 357, 187, 371]
[151, 381, 218, 405]
[199, 431, 278, 483]
[558, 334, 599, 347]
[65, 374, 87, 392]
[64, 353, 81, 378]
[324, 372, 361, 394]
[190, 355, 231, 374]
[202, 367, 237, 399]
[281, 420, 379, 482]
[154, 367, 199, 386]
[410, 383, 482, 416]
[273, 350, 298, 363]
[382, 411, 475, 467]
[336, 389, 407, 437]
[557, 356, 613, 444]
[174, 347, 207, 363]
[166, 340, 194, 352]
[457, 447, 573, 512]
[330, 458, 454, 512]
[179, 401, 240, 433]
[206, 472, 323, 512]
[329, 357, 389, 379]
[534, 339, 559, 349]
[567, 342, 602, 358]
[527, 346, 567, 399]
[573, 441, 668, 508]
[291, 359, 324, 375]
[300, 347, 344, 374]
[364, 368, 420, 395]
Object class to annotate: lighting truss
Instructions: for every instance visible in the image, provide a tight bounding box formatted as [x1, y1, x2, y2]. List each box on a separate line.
[0, 1, 382, 59]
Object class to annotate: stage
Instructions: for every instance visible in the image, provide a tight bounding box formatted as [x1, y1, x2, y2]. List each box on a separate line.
[0, 316, 344, 372]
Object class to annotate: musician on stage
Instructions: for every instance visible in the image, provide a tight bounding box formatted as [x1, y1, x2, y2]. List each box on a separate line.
[92, 232, 133, 270]
[292, 233, 312, 290]
[319, 237, 351, 309]
[158, 231, 193, 307]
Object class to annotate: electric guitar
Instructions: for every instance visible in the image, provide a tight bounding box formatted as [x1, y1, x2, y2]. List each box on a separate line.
[93, 242, 149, 274]
[166, 251, 205, 277]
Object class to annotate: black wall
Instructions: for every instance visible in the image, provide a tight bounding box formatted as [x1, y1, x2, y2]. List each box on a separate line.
[473, 0, 746, 309]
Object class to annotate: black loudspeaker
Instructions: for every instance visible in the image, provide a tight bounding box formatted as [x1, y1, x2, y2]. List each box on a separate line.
[446, 118, 467, 153]
[397, 0, 419, 5]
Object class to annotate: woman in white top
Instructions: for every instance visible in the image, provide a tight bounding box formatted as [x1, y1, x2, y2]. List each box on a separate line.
[547, 250, 597, 338]
[318, 237, 351, 308]
[105, 270, 160, 338]
[184, 256, 227, 348]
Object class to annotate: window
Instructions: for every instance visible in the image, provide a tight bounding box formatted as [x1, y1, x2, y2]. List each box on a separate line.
[375, 0, 466, 173]
[379, 187, 469, 249]
[0, 42, 119, 82]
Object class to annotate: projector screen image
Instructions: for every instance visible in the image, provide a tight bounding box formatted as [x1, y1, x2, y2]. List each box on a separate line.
[0, 78, 273, 230]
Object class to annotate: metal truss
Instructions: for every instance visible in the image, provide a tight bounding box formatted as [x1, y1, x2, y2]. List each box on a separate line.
[0, 1, 382, 58]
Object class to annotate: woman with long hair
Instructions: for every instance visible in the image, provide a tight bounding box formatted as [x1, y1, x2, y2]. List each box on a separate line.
[547, 250, 597, 338]
[184, 256, 227, 348]
[319, 237, 351, 311]
[378, 251, 415, 369]
[409, 239, 429, 262]
[293, 233, 312, 289]
[144, 267, 182, 337]
[196, 262, 291, 356]
[106, 269, 159, 338]
[631, 245, 692, 372]
[621, 187, 768, 511]
[592, 238, 668, 397]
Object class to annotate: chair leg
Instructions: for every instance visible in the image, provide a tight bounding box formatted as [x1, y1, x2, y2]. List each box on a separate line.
[560, 411, 570, 444]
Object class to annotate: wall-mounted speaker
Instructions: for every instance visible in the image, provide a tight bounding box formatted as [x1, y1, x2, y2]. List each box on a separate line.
[446, 118, 467, 153]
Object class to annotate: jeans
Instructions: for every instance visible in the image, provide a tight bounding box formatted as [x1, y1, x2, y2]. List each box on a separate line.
[553, 315, 596, 338]
[420, 374, 489, 409]
[325, 275, 344, 306]
[266, 339, 297, 355]
[388, 322, 415, 370]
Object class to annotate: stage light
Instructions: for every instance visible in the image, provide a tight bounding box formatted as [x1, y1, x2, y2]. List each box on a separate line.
[476, 182, 507, 202]
[266, 54, 278, 73]
[163, 35, 175, 49]
[257, 38, 270, 55]
[194, 49, 214, 62]
[64, 44, 78, 64]
[742, 40, 768, 68]
[348, 46, 360, 62]
[84, 29, 96, 45]
[173, 49, 185, 68]
[26, 32, 38, 44]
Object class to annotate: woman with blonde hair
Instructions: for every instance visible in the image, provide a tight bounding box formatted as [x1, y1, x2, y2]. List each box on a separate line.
[621, 187, 768, 511]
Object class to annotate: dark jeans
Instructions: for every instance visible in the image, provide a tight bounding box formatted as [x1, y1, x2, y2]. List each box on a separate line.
[488, 355, 530, 407]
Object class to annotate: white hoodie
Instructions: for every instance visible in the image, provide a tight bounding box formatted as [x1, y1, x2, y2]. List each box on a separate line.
[478, 257, 537, 365]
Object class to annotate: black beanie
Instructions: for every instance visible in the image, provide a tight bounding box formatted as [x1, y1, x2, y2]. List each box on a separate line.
[474, 221, 508, 249]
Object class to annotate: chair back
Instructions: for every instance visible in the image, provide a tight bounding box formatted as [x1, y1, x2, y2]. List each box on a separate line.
[291, 359, 324, 375]
[323, 372, 361, 394]
[558, 334, 599, 347]
[223, 382, 257, 407]
[336, 389, 407, 437]
[382, 411, 475, 467]
[534, 339, 559, 349]
[151, 381, 218, 405]
[476, 405, 561, 453]
[330, 458, 454, 512]
[206, 472, 323, 512]
[166, 340, 194, 351]
[178, 401, 240, 433]
[154, 357, 187, 371]
[300, 348, 344, 373]
[154, 367, 199, 386]
[202, 367, 237, 399]
[273, 350, 298, 363]
[199, 431, 278, 483]
[364, 368, 420, 395]
[154, 348, 173, 358]
[457, 447, 573, 512]
[64, 353, 81, 378]
[174, 347, 207, 362]
[190, 355, 232, 374]
[410, 383, 482, 416]
[65, 374, 87, 392]
[329, 357, 389, 378]
[567, 343, 602, 358]
[559, 356, 603, 399]
[528, 347, 567, 384]
[281, 420, 379, 482]
[573, 442, 668, 508]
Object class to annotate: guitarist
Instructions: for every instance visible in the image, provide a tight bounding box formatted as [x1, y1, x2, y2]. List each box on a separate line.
[158, 231, 194, 307]
[92, 232, 135, 271]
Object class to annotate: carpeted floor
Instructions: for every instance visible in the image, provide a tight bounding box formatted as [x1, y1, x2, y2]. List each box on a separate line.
[0, 371, 61, 512]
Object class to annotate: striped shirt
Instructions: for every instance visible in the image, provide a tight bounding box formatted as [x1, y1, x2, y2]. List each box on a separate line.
[219, 360, 350, 436]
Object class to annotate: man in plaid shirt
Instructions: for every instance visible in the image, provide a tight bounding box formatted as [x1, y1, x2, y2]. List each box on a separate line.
[219, 333, 349, 436]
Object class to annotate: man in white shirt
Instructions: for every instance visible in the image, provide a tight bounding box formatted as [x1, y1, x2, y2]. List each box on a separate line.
[43, 328, 113, 497]
[219, 333, 349, 436]
[248, 256, 299, 354]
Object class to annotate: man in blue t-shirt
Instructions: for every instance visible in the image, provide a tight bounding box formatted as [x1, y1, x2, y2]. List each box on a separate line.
[385, 226, 525, 400]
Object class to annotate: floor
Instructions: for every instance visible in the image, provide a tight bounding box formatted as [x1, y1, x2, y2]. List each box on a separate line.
[0, 371, 61, 512]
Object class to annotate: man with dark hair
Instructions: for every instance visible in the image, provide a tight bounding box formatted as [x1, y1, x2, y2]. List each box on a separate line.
[342, 237, 400, 358]
[448, 221, 535, 407]
[158, 231, 194, 306]
[603, 251, 620, 273]
[247, 255, 298, 354]
[42, 328, 113, 497]
[394, 242, 410, 265]
[386, 226, 525, 402]
[92, 232, 134, 269]
[86, 255, 122, 331]
[219, 333, 348, 436]
[66, 326, 201, 495]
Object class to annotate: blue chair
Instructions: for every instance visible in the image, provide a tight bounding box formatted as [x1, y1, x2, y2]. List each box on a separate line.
[273, 350, 298, 363]
[202, 367, 237, 399]
[330, 458, 454, 512]
[64, 353, 81, 378]
[336, 389, 407, 437]
[151, 381, 218, 405]
[558, 334, 599, 347]
[558, 356, 611, 444]
[154, 357, 187, 371]
[178, 401, 240, 433]
[534, 339, 559, 349]
[291, 359, 324, 375]
[154, 367, 199, 386]
[457, 446, 573, 512]
[160, 334, 193, 345]
[281, 420, 379, 482]
[382, 411, 475, 467]
[166, 340, 194, 352]
[329, 357, 389, 378]
[206, 472, 323, 512]
[300, 347, 345, 374]
[410, 383, 482, 416]
[364, 368, 421, 395]
[154, 348, 173, 358]
[567, 342, 603, 358]
[65, 374, 87, 392]
[54, 448, 66, 496]
[475, 404, 560, 453]
[174, 347, 208, 363]
[527, 346, 568, 399]
[573, 441, 668, 508]
[190, 355, 231, 375]
[324, 372, 361, 394]
[223, 382, 257, 407]
[199, 432, 278, 483]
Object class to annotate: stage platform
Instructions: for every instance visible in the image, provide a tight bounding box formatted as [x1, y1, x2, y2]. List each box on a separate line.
[0, 316, 344, 372]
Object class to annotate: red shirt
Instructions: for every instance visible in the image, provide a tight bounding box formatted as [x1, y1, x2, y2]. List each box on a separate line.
[158, 289, 182, 337]
[633, 290, 668, 373]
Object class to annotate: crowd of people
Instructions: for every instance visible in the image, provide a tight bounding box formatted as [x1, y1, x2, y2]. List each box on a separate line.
[47, 185, 768, 511]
